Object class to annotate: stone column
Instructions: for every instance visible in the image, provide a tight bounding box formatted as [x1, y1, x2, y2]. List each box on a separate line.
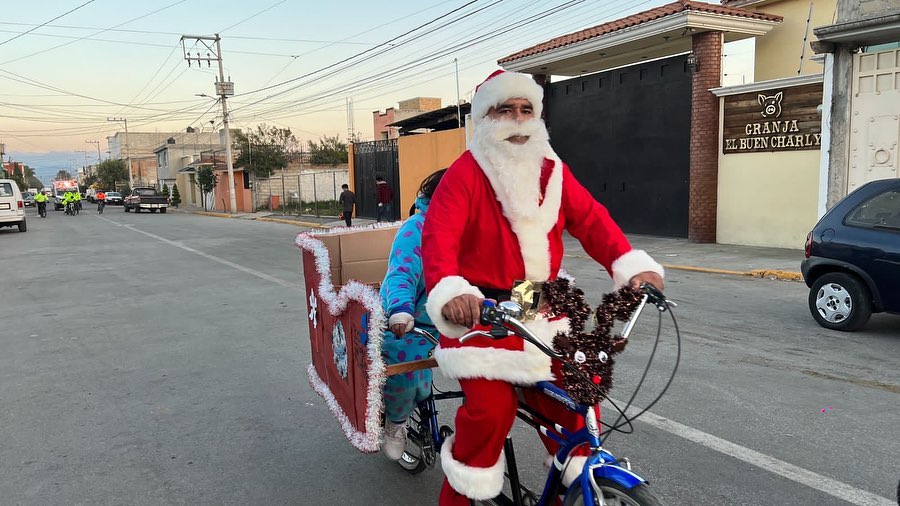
[689, 31, 723, 243]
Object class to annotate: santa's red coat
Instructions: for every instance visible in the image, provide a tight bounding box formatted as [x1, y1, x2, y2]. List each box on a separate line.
[422, 150, 662, 384]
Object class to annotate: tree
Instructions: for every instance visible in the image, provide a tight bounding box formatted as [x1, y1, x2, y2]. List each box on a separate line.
[233, 124, 299, 178]
[95, 159, 129, 190]
[0, 168, 27, 191]
[308, 135, 348, 165]
[196, 166, 218, 211]
[161, 183, 169, 197]
[171, 183, 181, 208]
[83, 175, 99, 189]
[55, 169, 73, 180]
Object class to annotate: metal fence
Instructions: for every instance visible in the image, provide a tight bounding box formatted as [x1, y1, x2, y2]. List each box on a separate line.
[254, 168, 349, 217]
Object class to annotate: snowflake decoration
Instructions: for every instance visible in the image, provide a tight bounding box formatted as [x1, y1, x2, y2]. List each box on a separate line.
[332, 321, 348, 378]
[308, 290, 318, 329]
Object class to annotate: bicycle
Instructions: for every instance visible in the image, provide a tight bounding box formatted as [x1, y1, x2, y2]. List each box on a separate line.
[65, 202, 75, 216]
[393, 283, 678, 506]
[37, 201, 47, 218]
[97, 200, 105, 214]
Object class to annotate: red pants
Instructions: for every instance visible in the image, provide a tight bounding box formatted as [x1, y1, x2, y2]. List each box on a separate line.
[439, 362, 595, 505]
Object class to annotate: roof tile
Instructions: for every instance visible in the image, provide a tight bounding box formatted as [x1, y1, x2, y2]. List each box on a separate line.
[498, 0, 782, 64]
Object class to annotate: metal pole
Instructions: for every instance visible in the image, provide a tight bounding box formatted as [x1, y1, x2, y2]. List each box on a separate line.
[313, 172, 319, 217]
[297, 174, 302, 215]
[454, 58, 462, 128]
[215, 34, 238, 214]
[281, 166, 286, 215]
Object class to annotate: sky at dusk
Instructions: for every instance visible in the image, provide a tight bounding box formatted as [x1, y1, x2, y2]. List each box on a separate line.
[0, 0, 753, 183]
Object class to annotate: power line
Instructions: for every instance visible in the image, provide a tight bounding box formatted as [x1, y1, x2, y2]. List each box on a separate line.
[219, 0, 288, 33]
[0, 0, 188, 66]
[0, 0, 95, 47]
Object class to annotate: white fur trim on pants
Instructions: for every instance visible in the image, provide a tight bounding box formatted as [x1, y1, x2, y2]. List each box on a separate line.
[440, 434, 506, 500]
[433, 317, 568, 384]
[611, 249, 665, 288]
[426, 276, 484, 338]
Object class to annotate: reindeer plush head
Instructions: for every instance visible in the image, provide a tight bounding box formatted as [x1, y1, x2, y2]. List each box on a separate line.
[543, 278, 643, 405]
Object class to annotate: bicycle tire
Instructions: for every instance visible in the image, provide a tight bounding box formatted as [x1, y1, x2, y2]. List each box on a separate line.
[563, 478, 661, 506]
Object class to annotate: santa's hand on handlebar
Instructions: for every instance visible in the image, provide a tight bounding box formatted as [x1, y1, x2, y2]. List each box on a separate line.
[441, 294, 487, 328]
[630, 271, 664, 292]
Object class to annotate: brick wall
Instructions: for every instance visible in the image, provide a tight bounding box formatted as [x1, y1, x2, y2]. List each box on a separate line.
[689, 31, 723, 243]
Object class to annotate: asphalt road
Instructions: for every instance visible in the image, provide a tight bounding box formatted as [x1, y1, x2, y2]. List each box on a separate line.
[1, 207, 897, 505]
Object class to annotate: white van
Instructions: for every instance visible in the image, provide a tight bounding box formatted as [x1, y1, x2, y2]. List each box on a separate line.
[0, 179, 27, 232]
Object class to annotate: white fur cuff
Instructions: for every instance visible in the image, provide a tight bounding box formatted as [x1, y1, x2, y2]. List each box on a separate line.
[425, 276, 484, 338]
[611, 249, 664, 289]
[440, 434, 506, 500]
[388, 312, 414, 333]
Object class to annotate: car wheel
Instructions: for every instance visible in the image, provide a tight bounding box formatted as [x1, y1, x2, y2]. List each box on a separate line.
[808, 272, 872, 331]
[18, 220, 26, 232]
[160, 208, 167, 214]
[124, 206, 130, 212]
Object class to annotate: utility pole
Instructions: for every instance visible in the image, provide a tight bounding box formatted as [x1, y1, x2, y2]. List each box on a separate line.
[86, 140, 101, 163]
[181, 33, 237, 214]
[454, 58, 462, 128]
[107, 117, 133, 189]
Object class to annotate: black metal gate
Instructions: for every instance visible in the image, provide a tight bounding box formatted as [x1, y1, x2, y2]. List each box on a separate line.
[353, 139, 400, 220]
[547, 55, 691, 237]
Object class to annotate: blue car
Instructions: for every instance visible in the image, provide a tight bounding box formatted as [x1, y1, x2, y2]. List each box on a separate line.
[801, 178, 900, 331]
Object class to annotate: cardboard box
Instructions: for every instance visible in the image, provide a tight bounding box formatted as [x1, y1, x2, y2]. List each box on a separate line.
[317, 234, 342, 287]
[341, 259, 390, 286]
[339, 227, 398, 264]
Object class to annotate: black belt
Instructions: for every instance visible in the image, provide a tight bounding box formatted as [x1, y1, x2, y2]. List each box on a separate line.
[477, 286, 511, 302]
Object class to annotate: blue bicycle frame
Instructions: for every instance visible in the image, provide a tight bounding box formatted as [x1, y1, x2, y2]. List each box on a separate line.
[528, 381, 647, 505]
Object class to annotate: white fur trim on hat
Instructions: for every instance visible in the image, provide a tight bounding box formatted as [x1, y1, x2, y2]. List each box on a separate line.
[425, 276, 484, 338]
[440, 434, 506, 500]
[611, 249, 665, 289]
[471, 71, 544, 127]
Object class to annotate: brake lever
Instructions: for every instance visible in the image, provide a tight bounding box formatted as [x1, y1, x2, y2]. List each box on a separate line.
[459, 330, 494, 343]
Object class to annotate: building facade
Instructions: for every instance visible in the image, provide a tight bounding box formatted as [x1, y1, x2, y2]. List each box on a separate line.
[372, 97, 442, 140]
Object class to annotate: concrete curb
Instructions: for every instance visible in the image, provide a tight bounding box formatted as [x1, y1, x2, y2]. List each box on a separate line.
[192, 211, 234, 219]
[255, 217, 329, 228]
[564, 254, 803, 282]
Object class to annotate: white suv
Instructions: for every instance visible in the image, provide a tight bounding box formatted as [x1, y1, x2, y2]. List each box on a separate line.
[0, 179, 27, 233]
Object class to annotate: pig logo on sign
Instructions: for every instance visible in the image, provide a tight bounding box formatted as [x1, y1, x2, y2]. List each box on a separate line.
[758, 91, 783, 118]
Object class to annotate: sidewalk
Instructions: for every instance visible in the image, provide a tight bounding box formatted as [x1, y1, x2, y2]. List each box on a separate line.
[174, 205, 804, 281]
[565, 234, 804, 281]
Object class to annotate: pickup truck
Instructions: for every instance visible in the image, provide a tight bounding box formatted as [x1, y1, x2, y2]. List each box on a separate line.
[123, 187, 169, 213]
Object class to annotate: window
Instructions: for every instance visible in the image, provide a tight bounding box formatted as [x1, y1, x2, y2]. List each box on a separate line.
[845, 189, 900, 229]
[0, 182, 14, 196]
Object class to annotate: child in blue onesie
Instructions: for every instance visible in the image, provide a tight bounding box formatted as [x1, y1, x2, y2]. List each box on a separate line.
[380, 169, 447, 461]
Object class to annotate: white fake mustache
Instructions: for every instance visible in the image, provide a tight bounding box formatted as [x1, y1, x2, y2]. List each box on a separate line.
[480, 118, 549, 144]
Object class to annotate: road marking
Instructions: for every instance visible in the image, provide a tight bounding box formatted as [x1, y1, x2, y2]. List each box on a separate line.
[607, 398, 894, 505]
[95, 215, 301, 290]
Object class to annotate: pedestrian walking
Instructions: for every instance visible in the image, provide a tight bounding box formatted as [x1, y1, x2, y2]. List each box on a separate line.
[375, 175, 394, 222]
[339, 183, 356, 226]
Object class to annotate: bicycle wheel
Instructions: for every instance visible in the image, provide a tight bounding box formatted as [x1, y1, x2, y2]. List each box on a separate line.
[563, 478, 661, 506]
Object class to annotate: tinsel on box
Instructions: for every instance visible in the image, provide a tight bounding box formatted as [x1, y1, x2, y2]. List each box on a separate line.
[544, 278, 643, 405]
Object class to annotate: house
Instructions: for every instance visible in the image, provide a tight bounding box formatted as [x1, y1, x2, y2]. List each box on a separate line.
[810, 0, 900, 206]
[372, 97, 443, 140]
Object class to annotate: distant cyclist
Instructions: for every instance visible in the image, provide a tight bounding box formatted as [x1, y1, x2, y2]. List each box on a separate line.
[33, 191, 48, 218]
[62, 190, 75, 215]
[96, 190, 106, 214]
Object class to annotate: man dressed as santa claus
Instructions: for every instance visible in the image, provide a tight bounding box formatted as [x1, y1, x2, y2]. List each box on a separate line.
[421, 70, 665, 505]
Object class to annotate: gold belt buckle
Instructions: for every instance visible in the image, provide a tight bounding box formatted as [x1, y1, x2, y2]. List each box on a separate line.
[511, 280, 546, 321]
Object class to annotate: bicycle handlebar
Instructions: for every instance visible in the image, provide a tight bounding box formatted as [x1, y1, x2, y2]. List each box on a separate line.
[459, 283, 671, 362]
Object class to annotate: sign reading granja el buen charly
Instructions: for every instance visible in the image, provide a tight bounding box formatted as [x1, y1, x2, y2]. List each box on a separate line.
[723, 82, 823, 154]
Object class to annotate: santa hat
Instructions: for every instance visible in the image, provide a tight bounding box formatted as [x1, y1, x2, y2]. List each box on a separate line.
[470, 70, 544, 127]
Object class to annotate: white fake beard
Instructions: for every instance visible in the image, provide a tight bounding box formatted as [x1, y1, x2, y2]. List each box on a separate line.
[470, 118, 552, 220]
